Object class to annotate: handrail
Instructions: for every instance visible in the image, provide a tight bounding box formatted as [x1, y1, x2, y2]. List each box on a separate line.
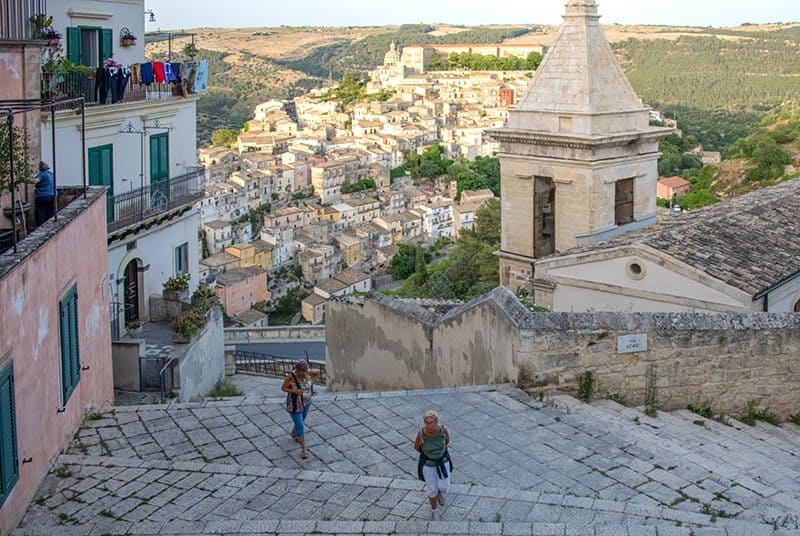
[234, 350, 327, 384]
[108, 167, 205, 232]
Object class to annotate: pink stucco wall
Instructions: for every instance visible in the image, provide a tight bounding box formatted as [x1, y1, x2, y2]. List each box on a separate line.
[0, 43, 43, 227]
[0, 192, 114, 534]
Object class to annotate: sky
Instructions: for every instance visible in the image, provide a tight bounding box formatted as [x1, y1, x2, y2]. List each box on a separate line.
[144, 0, 799, 31]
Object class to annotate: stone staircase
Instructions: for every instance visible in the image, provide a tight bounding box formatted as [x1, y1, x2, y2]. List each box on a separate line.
[14, 384, 800, 535]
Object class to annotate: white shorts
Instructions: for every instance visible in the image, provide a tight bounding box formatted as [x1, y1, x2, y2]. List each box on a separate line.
[422, 464, 451, 499]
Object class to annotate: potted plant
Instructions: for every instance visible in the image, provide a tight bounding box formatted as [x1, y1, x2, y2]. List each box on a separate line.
[120, 29, 137, 47]
[126, 319, 143, 336]
[162, 273, 191, 302]
[41, 28, 62, 47]
[29, 14, 53, 40]
[0, 123, 35, 218]
[171, 308, 206, 343]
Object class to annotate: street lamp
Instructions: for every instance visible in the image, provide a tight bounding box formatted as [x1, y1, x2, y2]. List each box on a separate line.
[144, 10, 156, 23]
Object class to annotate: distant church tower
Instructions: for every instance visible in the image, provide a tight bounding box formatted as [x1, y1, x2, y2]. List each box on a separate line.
[491, 0, 671, 291]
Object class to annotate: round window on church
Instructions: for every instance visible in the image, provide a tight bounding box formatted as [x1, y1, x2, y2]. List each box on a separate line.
[627, 261, 646, 281]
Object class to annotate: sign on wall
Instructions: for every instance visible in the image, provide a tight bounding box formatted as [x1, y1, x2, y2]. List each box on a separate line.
[617, 334, 648, 354]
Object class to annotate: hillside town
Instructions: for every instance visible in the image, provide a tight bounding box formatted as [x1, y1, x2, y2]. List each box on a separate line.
[194, 42, 533, 326]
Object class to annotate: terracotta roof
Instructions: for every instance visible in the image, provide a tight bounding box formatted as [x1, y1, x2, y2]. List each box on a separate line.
[658, 176, 692, 188]
[333, 269, 371, 286]
[317, 278, 349, 295]
[546, 178, 800, 298]
[200, 252, 238, 269]
[234, 308, 268, 325]
[303, 293, 328, 306]
[216, 266, 266, 286]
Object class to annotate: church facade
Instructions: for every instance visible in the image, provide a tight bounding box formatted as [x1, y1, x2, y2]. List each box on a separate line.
[490, 0, 671, 291]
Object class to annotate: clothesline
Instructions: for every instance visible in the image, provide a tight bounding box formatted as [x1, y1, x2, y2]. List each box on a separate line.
[93, 58, 209, 105]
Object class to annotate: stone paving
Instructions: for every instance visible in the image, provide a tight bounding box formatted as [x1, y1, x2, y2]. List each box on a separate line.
[14, 382, 800, 535]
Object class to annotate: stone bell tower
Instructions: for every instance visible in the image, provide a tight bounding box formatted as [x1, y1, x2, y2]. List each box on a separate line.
[491, 0, 671, 291]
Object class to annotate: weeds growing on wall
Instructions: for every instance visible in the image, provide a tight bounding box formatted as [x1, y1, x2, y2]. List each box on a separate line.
[577, 371, 595, 404]
[644, 366, 659, 418]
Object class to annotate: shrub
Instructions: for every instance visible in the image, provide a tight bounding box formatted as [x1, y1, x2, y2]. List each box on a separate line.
[163, 274, 191, 293]
[208, 379, 243, 398]
[577, 371, 595, 404]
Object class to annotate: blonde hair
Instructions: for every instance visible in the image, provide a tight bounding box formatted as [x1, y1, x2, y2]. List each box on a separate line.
[423, 410, 439, 421]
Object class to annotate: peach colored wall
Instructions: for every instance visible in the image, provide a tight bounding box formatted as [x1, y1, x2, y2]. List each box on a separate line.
[0, 193, 114, 534]
[218, 276, 269, 317]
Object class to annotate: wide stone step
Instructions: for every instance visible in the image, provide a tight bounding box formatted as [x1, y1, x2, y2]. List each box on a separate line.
[18, 455, 788, 535]
[13, 518, 800, 535]
[671, 410, 800, 482]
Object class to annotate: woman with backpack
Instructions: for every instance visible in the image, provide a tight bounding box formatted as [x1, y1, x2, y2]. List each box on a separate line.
[282, 360, 320, 459]
[414, 410, 452, 520]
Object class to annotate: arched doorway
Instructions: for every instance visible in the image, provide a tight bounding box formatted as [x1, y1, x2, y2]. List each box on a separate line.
[124, 259, 141, 325]
[795, 299, 800, 313]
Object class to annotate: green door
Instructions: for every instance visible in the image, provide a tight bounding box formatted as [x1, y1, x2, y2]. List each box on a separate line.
[88, 144, 114, 222]
[149, 133, 170, 205]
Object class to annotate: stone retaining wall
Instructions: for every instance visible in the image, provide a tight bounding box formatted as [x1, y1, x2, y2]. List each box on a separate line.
[224, 325, 326, 343]
[326, 288, 800, 418]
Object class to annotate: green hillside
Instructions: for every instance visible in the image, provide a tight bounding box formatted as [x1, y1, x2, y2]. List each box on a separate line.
[278, 24, 535, 78]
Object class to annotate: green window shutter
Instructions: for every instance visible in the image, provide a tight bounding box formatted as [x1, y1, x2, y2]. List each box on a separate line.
[59, 286, 80, 406]
[0, 362, 19, 506]
[101, 28, 113, 62]
[88, 147, 101, 186]
[67, 27, 81, 64]
[149, 134, 169, 183]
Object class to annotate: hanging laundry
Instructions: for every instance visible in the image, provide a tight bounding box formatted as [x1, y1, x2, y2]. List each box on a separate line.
[193, 59, 209, 94]
[94, 66, 111, 104]
[171, 62, 182, 83]
[130, 63, 142, 86]
[164, 62, 178, 83]
[111, 67, 131, 104]
[141, 62, 154, 86]
[152, 61, 166, 84]
[183, 62, 197, 94]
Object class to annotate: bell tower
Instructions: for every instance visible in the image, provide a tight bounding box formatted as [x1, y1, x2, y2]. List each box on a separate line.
[491, 0, 671, 291]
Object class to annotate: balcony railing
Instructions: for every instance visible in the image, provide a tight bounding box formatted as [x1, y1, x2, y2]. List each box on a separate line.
[108, 168, 205, 233]
[41, 72, 177, 107]
[0, 0, 45, 41]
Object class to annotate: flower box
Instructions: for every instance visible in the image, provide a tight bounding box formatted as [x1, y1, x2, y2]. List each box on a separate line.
[121, 37, 137, 47]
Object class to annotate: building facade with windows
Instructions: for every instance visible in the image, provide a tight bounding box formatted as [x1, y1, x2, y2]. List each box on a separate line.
[0, 188, 113, 535]
[40, 0, 204, 337]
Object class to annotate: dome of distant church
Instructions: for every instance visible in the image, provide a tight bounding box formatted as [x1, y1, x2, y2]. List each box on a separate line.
[384, 41, 401, 67]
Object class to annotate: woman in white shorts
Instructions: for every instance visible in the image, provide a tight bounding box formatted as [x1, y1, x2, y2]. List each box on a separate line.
[414, 410, 452, 520]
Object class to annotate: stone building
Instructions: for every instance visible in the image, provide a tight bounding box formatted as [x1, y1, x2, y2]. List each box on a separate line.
[533, 178, 800, 313]
[215, 266, 269, 317]
[490, 0, 671, 291]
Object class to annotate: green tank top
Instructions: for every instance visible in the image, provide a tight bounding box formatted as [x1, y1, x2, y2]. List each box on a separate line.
[421, 426, 446, 467]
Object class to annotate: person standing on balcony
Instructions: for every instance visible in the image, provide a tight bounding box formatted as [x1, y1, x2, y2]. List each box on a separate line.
[34, 161, 55, 225]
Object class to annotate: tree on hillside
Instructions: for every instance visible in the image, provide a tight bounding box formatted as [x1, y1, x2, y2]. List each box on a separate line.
[389, 244, 431, 280]
[474, 198, 501, 244]
[211, 129, 238, 148]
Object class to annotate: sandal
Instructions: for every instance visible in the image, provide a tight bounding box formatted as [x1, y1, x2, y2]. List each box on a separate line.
[300, 450, 309, 459]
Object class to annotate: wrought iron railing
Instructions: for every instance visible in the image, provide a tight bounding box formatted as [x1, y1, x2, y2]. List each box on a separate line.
[41, 71, 176, 107]
[108, 167, 205, 232]
[234, 350, 327, 385]
[0, 0, 46, 41]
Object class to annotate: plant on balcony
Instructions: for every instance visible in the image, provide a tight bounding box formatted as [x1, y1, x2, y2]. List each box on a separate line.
[29, 14, 53, 39]
[0, 124, 35, 214]
[191, 283, 219, 313]
[120, 30, 137, 47]
[163, 273, 191, 301]
[171, 308, 207, 343]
